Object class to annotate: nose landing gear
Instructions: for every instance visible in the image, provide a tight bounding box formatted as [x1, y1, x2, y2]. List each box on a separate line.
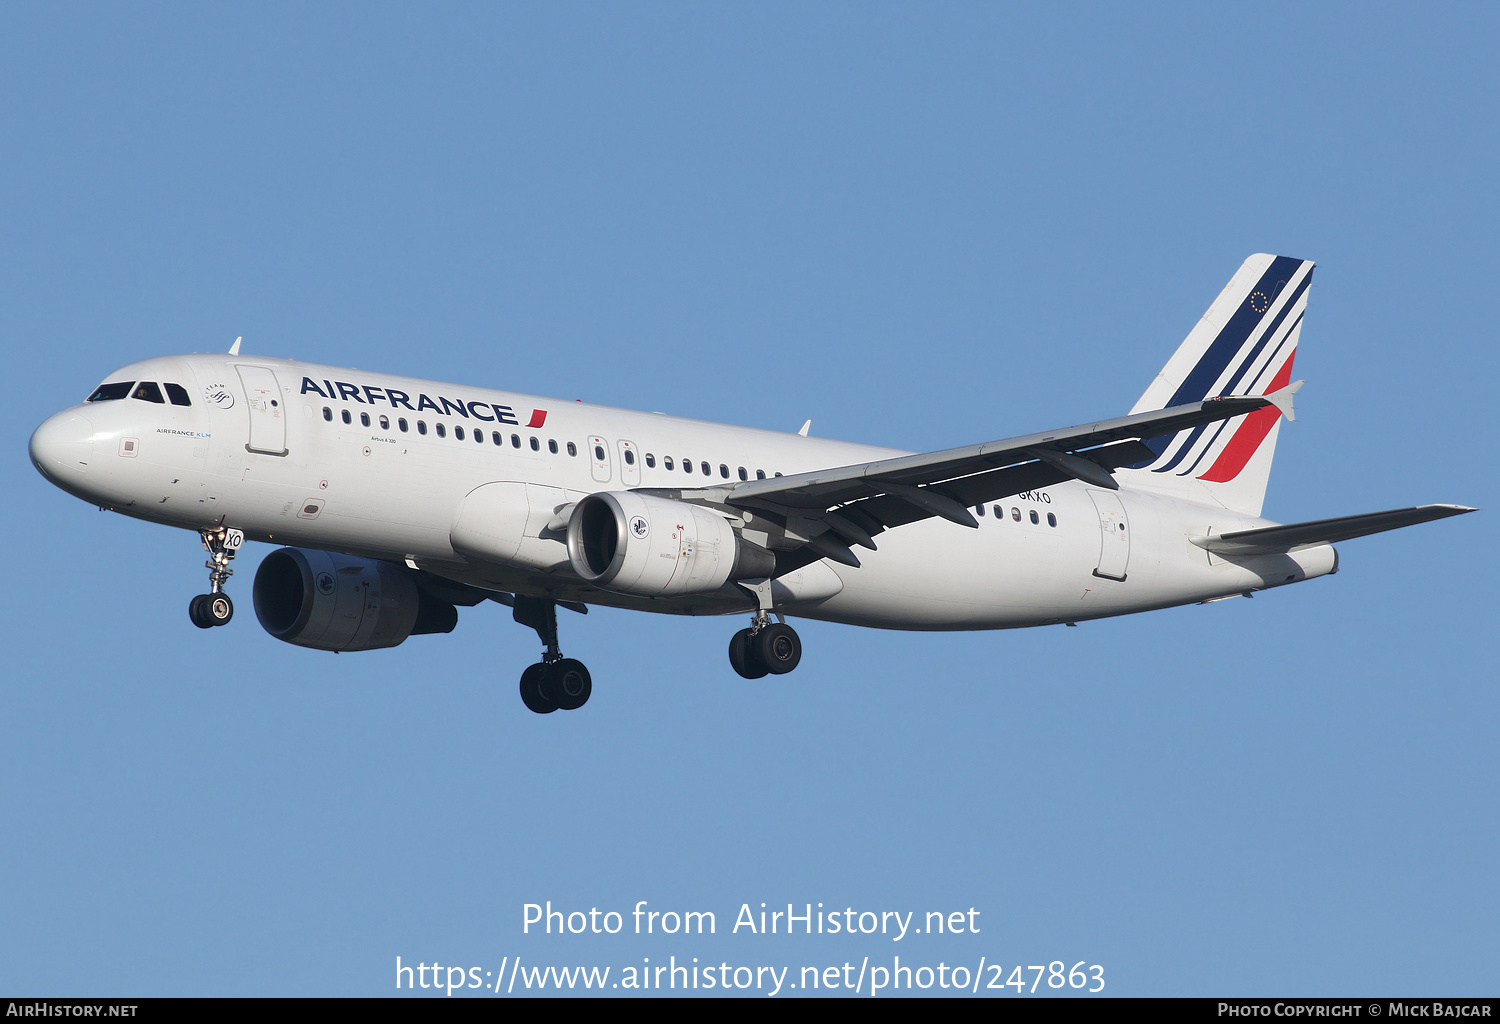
[513, 595, 592, 713]
[189, 526, 243, 629]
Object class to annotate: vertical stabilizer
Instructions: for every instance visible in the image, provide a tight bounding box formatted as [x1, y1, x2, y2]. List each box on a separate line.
[1120, 254, 1314, 517]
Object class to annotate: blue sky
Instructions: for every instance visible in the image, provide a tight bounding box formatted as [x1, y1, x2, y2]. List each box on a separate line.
[2, 3, 1494, 997]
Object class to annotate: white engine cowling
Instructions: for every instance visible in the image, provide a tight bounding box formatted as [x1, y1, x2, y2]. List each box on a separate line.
[566, 492, 772, 597]
[253, 548, 457, 652]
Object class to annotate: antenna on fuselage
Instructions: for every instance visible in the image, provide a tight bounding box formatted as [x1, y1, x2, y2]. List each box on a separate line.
[798, 420, 811, 437]
[228, 336, 242, 356]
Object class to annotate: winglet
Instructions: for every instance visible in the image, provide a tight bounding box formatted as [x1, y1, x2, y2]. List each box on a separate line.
[1263, 379, 1303, 422]
[228, 336, 242, 356]
[798, 420, 811, 437]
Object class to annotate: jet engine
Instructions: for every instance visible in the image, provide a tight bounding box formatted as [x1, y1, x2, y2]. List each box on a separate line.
[566, 492, 773, 598]
[253, 548, 458, 652]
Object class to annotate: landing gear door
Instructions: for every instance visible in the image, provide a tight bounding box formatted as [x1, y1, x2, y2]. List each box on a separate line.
[617, 440, 640, 486]
[236, 365, 288, 456]
[1088, 490, 1130, 581]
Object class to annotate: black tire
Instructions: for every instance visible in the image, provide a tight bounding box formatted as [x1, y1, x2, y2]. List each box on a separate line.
[546, 659, 592, 711]
[189, 594, 213, 629]
[519, 663, 558, 714]
[754, 622, 802, 675]
[206, 593, 234, 627]
[728, 628, 768, 679]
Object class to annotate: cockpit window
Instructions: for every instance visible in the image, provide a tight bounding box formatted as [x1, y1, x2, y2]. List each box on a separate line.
[131, 382, 165, 403]
[163, 383, 192, 406]
[87, 382, 134, 403]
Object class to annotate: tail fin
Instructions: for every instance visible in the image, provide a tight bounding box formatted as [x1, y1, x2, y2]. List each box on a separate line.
[1121, 253, 1315, 517]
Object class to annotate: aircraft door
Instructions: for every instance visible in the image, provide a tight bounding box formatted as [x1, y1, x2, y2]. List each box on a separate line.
[236, 365, 288, 456]
[1088, 490, 1130, 581]
[618, 440, 640, 486]
[588, 436, 611, 484]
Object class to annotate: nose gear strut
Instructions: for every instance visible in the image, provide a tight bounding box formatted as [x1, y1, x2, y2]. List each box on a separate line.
[189, 526, 243, 628]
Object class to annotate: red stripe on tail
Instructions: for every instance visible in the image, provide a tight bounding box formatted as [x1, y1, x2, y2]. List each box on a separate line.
[1197, 353, 1296, 484]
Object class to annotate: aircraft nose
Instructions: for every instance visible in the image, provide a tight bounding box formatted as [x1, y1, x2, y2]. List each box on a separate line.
[30, 409, 95, 485]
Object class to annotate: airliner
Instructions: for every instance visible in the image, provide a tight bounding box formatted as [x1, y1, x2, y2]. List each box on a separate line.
[29, 254, 1473, 713]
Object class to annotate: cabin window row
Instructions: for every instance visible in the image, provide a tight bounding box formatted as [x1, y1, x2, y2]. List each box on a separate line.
[640, 454, 781, 480]
[320, 407, 786, 479]
[975, 504, 1059, 527]
[322, 407, 578, 455]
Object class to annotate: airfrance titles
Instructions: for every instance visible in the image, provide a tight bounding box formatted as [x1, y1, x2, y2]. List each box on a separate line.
[298, 377, 535, 427]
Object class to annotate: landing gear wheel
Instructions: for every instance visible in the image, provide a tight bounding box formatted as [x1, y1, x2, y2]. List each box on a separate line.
[754, 622, 802, 675]
[205, 593, 233, 626]
[189, 595, 213, 629]
[519, 663, 559, 714]
[544, 659, 592, 710]
[729, 628, 769, 679]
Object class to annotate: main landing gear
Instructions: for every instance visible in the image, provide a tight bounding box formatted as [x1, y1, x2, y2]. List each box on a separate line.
[513, 595, 592, 714]
[189, 526, 243, 629]
[727, 579, 802, 678]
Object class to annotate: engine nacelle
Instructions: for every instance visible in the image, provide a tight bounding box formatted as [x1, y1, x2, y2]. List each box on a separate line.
[253, 548, 458, 652]
[566, 492, 773, 597]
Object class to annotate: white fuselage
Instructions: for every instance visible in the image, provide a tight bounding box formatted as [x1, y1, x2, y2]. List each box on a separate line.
[30, 353, 1337, 631]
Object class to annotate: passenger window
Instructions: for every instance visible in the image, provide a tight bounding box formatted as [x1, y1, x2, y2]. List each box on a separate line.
[718, 464, 728, 478]
[475, 429, 483, 443]
[624, 449, 635, 465]
[756, 470, 765, 480]
[361, 412, 371, 427]
[511, 434, 521, 448]
[164, 383, 192, 406]
[131, 382, 165, 403]
[436, 423, 446, 438]
[645, 453, 655, 468]
[567, 442, 577, 457]
[1011, 507, 1021, 521]
[1047, 513, 1057, 527]
[322, 407, 332, 421]
[993, 505, 1002, 518]
[530, 437, 539, 451]
[593, 444, 605, 461]
[379, 415, 389, 430]
[399, 418, 409, 432]
[975, 505, 985, 517]
[455, 425, 465, 440]
[737, 467, 747, 481]
[417, 420, 427, 435]
[87, 382, 134, 402]
[664, 456, 674, 470]
[1029, 510, 1039, 524]
[492, 431, 502, 445]
[683, 459, 693, 474]
[774, 472, 782, 477]
[549, 439, 558, 454]
[342, 410, 352, 425]
[701, 462, 710, 475]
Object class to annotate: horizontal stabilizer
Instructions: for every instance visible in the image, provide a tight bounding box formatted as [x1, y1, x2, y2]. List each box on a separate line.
[1193, 504, 1476, 556]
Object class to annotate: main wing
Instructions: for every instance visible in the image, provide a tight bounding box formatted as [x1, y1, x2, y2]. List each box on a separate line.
[647, 385, 1301, 570]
